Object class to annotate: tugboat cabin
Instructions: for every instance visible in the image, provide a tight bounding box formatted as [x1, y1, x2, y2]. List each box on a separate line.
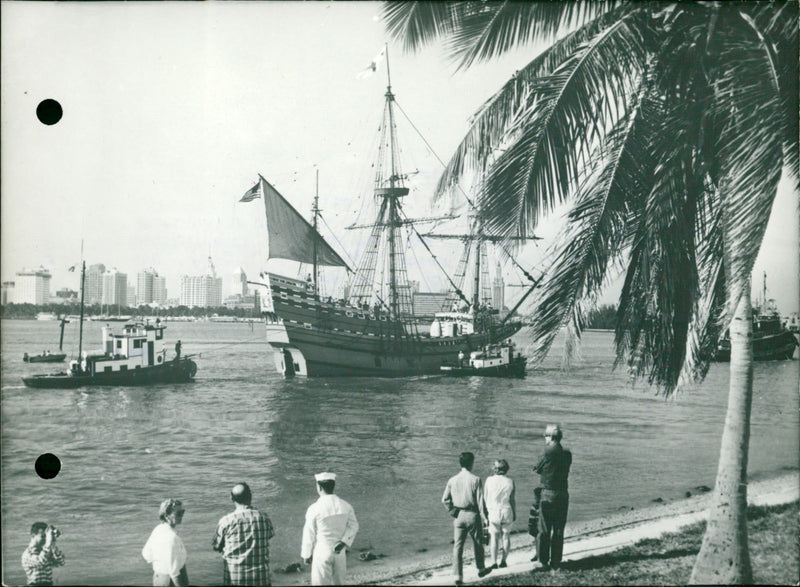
[469, 344, 512, 369]
[72, 322, 169, 375]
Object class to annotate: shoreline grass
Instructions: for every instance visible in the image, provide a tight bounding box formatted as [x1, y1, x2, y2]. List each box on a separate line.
[480, 501, 799, 586]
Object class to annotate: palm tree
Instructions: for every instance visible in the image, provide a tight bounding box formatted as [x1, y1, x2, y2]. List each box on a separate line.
[383, 1, 798, 583]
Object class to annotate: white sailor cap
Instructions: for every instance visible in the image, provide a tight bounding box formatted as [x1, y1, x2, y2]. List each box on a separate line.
[314, 472, 336, 482]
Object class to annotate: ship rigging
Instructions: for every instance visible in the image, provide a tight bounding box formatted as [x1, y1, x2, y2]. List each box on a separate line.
[243, 47, 538, 377]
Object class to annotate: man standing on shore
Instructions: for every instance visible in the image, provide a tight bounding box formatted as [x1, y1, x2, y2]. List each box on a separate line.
[21, 523, 65, 585]
[212, 482, 275, 585]
[442, 451, 492, 585]
[533, 424, 572, 571]
[301, 472, 359, 585]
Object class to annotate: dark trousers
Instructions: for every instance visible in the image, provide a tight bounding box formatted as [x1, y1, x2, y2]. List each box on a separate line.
[537, 490, 569, 567]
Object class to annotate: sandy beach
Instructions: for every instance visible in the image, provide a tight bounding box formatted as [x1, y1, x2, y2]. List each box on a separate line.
[325, 470, 799, 586]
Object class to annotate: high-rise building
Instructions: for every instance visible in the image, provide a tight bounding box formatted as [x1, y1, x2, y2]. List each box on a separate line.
[85, 264, 106, 304]
[180, 275, 222, 308]
[231, 267, 248, 297]
[127, 284, 136, 307]
[2, 281, 15, 305]
[13, 267, 51, 304]
[153, 276, 167, 305]
[102, 268, 127, 306]
[137, 268, 154, 305]
[137, 268, 167, 306]
[492, 262, 505, 310]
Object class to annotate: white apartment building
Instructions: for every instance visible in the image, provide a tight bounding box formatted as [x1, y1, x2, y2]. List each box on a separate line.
[13, 268, 51, 304]
[102, 268, 128, 306]
[153, 275, 167, 305]
[180, 275, 223, 308]
[85, 264, 106, 304]
[137, 268, 156, 305]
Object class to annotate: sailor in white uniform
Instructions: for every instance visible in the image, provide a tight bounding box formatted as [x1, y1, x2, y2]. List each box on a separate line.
[301, 472, 359, 586]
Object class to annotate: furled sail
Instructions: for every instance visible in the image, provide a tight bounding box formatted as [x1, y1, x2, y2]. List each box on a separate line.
[257, 175, 350, 269]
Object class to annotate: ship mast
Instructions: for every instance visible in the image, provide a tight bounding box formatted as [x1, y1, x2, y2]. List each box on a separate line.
[385, 46, 402, 320]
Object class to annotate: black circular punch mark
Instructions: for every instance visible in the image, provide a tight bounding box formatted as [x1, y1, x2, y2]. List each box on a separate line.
[35, 453, 61, 479]
[36, 99, 63, 125]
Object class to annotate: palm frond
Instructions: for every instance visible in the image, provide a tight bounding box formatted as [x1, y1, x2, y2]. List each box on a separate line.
[528, 80, 653, 364]
[382, 1, 468, 53]
[743, 1, 799, 185]
[614, 77, 716, 394]
[433, 6, 635, 204]
[712, 15, 785, 319]
[478, 14, 649, 239]
[447, 1, 620, 70]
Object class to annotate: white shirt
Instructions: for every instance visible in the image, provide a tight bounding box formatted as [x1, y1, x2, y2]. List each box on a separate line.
[142, 522, 187, 577]
[301, 494, 359, 558]
[483, 474, 515, 517]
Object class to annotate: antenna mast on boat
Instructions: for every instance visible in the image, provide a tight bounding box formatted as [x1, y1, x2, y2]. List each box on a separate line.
[312, 168, 320, 299]
[78, 256, 86, 371]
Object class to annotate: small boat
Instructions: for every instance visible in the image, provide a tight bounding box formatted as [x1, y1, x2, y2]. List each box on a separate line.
[23, 316, 70, 363]
[440, 343, 527, 378]
[23, 321, 197, 388]
[23, 351, 67, 363]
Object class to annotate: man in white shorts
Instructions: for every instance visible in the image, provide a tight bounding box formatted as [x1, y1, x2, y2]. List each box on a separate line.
[483, 459, 516, 568]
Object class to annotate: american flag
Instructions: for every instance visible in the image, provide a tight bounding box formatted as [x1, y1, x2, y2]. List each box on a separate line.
[239, 181, 261, 202]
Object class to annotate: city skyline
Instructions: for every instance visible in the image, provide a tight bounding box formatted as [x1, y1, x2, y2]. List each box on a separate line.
[2, 3, 798, 313]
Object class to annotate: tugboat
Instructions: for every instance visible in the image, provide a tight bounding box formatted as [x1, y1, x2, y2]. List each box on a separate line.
[440, 343, 527, 378]
[715, 274, 798, 362]
[22, 321, 197, 388]
[22, 261, 197, 388]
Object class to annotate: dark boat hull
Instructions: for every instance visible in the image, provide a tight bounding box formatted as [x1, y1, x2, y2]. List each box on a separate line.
[266, 273, 522, 377]
[24, 354, 67, 363]
[715, 331, 798, 361]
[441, 357, 527, 378]
[22, 359, 197, 389]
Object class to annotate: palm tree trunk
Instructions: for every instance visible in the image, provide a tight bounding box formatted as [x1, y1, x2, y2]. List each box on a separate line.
[690, 289, 753, 583]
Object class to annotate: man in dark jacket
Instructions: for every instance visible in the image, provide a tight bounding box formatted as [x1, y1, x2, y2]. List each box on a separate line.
[532, 424, 572, 571]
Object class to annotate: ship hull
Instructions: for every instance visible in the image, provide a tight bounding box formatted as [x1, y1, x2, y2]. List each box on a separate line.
[22, 359, 197, 389]
[265, 273, 522, 377]
[441, 357, 527, 378]
[715, 331, 798, 362]
[24, 354, 67, 363]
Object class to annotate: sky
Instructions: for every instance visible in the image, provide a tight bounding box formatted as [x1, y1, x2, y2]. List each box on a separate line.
[2, 2, 798, 312]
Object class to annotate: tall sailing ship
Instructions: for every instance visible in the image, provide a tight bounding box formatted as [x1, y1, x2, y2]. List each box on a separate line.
[246, 54, 531, 377]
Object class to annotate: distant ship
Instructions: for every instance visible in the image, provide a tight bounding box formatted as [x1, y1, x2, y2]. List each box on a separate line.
[715, 274, 798, 361]
[247, 50, 535, 377]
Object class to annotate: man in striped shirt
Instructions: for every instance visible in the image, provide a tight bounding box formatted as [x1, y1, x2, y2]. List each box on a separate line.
[21, 522, 65, 585]
[212, 483, 275, 586]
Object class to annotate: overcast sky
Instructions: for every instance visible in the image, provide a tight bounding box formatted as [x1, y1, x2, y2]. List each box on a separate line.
[2, 2, 798, 312]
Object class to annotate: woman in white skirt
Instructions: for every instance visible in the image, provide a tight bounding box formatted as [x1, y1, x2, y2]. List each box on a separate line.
[483, 459, 516, 568]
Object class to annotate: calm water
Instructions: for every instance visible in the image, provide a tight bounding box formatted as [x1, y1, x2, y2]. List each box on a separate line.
[2, 319, 798, 585]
